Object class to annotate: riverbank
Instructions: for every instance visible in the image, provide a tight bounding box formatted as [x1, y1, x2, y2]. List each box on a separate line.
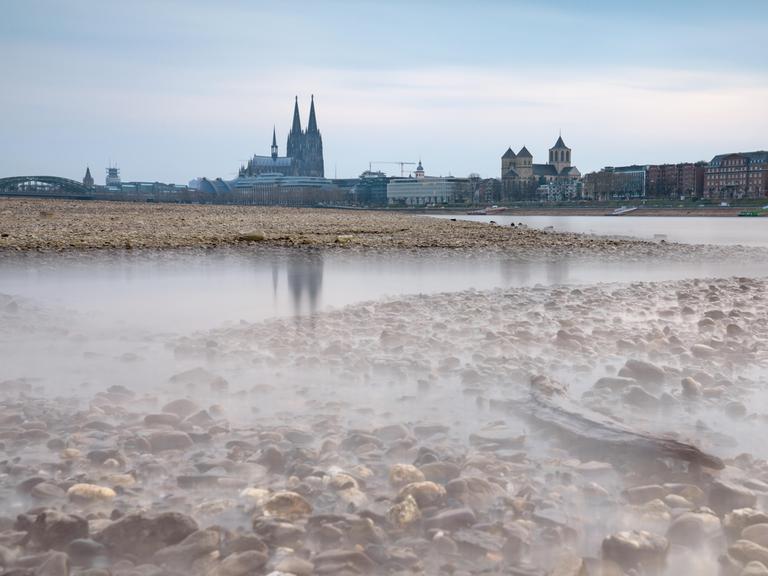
[423, 206, 763, 217]
[1, 198, 764, 264]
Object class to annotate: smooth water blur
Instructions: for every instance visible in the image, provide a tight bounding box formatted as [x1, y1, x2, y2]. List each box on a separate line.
[1, 248, 767, 332]
[432, 214, 768, 246]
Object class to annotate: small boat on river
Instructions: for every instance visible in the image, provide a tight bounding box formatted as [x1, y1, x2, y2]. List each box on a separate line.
[467, 205, 507, 215]
[610, 206, 638, 216]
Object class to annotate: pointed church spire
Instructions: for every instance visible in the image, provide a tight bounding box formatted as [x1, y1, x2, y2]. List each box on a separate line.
[290, 96, 302, 134]
[307, 94, 318, 133]
[271, 126, 278, 159]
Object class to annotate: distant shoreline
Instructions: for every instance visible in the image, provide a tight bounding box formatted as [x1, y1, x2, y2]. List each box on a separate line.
[420, 206, 764, 218]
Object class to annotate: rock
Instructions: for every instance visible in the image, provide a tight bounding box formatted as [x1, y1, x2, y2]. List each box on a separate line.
[469, 426, 525, 448]
[453, 527, 505, 556]
[593, 376, 637, 392]
[313, 549, 375, 573]
[387, 494, 421, 528]
[730, 540, 768, 566]
[743, 525, 768, 548]
[666, 511, 722, 547]
[550, 552, 587, 576]
[30, 483, 66, 500]
[396, 481, 446, 508]
[147, 431, 193, 453]
[620, 359, 666, 385]
[711, 480, 757, 515]
[143, 413, 181, 427]
[419, 461, 461, 484]
[691, 344, 716, 358]
[623, 385, 659, 408]
[726, 509, 768, 537]
[623, 485, 666, 505]
[424, 507, 476, 531]
[161, 398, 200, 419]
[445, 477, 505, 510]
[263, 491, 312, 520]
[67, 539, 106, 566]
[213, 551, 268, 576]
[221, 534, 268, 557]
[67, 484, 116, 503]
[153, 529, 220, 569]
[94, 512, 198, 558]
[26, 511, 89, 550]
[274, 556, 313, 576]
[681, 377, 702, 398]
[388, 464, 424, 488]
[741, 561, 768, 576]
[602, 530, 668, 572]
[36, 551, 69, 576]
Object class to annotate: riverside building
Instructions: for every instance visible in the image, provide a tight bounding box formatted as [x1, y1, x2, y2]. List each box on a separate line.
[703, 151, 768, 200]
[386, 161, 469, 206]
[501, 135, 581, 200]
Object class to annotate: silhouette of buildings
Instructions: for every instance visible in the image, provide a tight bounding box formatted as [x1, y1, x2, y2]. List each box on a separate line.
[240, 96, 324, 178]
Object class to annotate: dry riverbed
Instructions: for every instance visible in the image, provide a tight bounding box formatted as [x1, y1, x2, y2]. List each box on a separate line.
[0, 198, 761, 263]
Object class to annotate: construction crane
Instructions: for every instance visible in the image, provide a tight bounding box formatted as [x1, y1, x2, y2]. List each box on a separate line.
[369, 161, 417, 177]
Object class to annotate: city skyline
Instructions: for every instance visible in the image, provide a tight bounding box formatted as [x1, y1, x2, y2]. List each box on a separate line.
[1, 0, 767, 183]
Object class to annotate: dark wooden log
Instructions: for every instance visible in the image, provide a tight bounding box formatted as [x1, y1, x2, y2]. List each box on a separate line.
[503, 394, 724, 470]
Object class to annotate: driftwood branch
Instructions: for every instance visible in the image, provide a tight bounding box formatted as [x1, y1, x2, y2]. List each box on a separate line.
[502, 393, 724, 470]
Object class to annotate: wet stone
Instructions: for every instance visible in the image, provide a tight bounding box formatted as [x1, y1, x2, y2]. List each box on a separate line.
[602, 530, 668, 572]
[94, 512, 198, 558]
[388, 464, 424, 488]
[397, 481, 446, 508]
[730, 540, 768, 566]
[263, 491, 312, 520]
[161, 398, 200, 419]
[25, 510, 89, 550]
[147, 431, 193, 453]
[213, 551, 268, 576]
[711, 480, 757, 515]
[424, 507, 476, 531]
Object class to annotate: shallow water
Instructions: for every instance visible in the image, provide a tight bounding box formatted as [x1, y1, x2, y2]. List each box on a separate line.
[432, 214, 768, 246]
[1, 248, 767, 332]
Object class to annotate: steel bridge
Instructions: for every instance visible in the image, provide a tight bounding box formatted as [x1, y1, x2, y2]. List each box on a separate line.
[0, 176, 93, 199]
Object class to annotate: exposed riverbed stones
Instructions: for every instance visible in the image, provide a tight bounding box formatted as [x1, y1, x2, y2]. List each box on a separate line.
[2, 269, 768, 574]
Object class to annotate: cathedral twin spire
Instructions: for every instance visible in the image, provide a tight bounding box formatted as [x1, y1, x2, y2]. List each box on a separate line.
[289, 95, 319, 136]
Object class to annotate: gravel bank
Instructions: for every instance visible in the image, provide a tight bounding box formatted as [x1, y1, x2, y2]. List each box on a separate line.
[1, 198, 762, 262]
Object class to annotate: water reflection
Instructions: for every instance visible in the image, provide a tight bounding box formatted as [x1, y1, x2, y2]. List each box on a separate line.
[278, 252, 324, 316]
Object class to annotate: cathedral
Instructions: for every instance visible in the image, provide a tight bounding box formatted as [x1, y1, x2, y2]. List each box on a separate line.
[240, 96, 325, 178]
[501, 135, 580, 198]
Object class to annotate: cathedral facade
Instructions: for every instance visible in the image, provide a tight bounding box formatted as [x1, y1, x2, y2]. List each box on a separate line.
[501, 135, 580, 199]
[240, 96, 325, 178]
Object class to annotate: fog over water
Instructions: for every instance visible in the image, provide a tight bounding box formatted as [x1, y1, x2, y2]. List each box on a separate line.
[2, 228, 768, 575]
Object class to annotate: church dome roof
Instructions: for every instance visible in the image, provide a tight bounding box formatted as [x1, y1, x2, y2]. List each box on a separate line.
[502, 147, 516, 159]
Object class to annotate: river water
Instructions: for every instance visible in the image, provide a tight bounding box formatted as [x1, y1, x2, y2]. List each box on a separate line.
[1, 247, 767, 332]
[431, 214, 768, 247]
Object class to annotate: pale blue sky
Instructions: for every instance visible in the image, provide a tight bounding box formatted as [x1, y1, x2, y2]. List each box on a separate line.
[1, 0, 766, 183]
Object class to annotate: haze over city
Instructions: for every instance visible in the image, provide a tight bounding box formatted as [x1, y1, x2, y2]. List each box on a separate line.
[2, 0, 767, 183]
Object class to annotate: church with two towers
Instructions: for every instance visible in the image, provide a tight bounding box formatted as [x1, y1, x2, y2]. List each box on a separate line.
[501, 135, 580, 198]
[239, 96, 325, 178]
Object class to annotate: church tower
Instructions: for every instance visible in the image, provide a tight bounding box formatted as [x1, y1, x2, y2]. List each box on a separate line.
[302, 95, 324, 177]
[271, 127, 278, 159]
[286, 96, 303, 175]
[549, 134, 571, 174]
[515, 146, 533, 178]
[83, 166, 94, 188]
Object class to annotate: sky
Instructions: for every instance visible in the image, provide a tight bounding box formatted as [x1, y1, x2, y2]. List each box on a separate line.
[1, 0, 767, 183]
